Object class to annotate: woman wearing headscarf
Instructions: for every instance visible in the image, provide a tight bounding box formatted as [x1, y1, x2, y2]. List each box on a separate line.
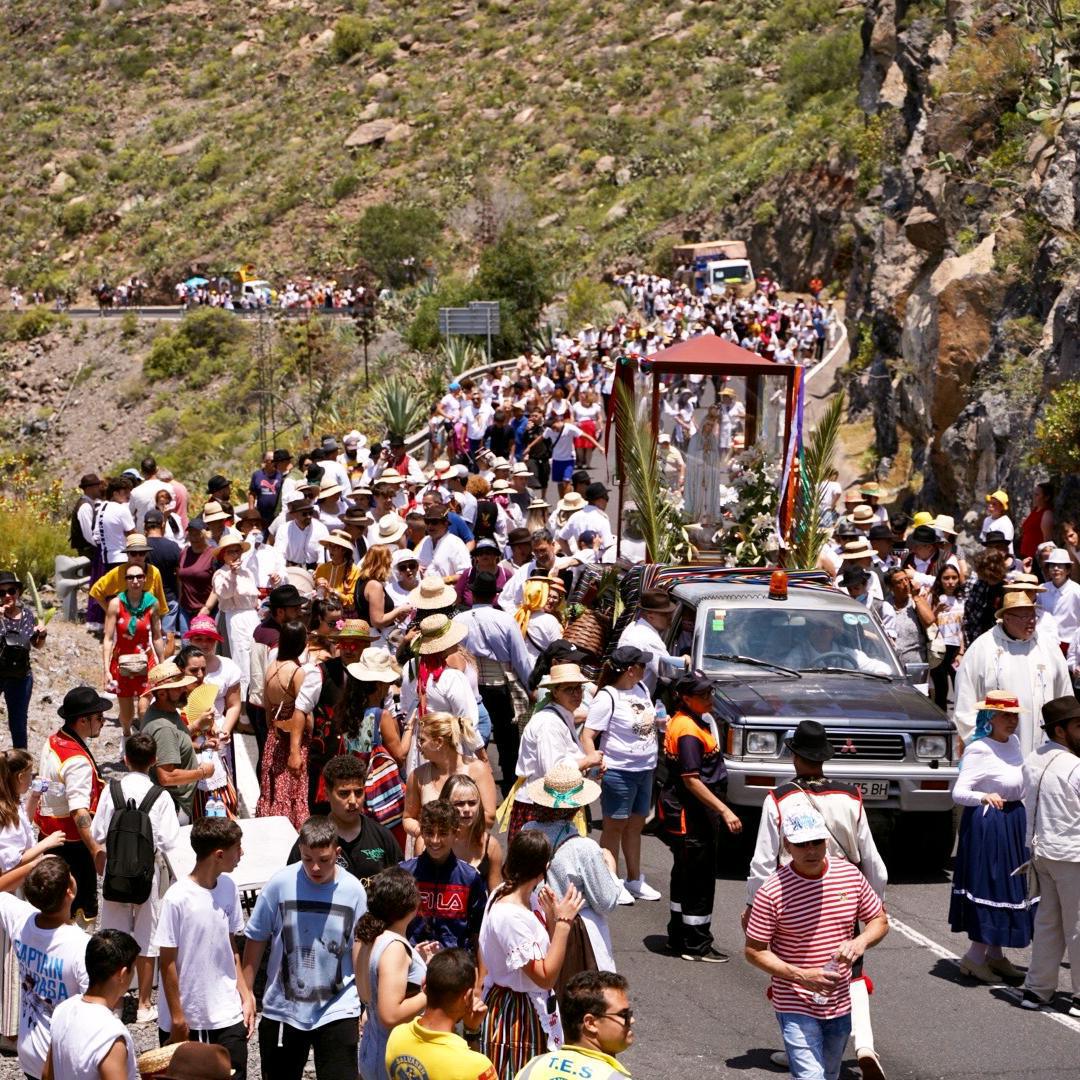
[515, 571, 565, 669]
[948, 690, 1034, 983]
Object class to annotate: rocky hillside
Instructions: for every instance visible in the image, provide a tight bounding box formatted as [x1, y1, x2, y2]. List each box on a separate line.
[845, 0, 1080, 520]
[1, 0, 864, 298]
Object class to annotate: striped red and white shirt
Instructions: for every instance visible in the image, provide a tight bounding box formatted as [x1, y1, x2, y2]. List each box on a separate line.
[746, 857, 883, 1018]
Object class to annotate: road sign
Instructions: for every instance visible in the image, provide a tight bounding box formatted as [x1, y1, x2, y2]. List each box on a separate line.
[437, 301, 500, 336]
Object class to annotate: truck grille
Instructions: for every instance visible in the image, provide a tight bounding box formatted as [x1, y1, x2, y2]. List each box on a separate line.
[826, 732, 906, 761]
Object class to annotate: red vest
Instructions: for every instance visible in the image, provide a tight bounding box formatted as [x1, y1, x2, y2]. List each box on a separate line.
[33, 728, 103, 842]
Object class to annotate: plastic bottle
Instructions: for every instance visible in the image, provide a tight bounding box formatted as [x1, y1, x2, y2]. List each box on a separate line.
[204, 794, 226, 818]
[811, 958, 841, 1004]
[654, 700, 668, 728]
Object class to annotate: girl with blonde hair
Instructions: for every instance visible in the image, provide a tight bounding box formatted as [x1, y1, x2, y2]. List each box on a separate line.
[441, 772, 503, 892]
[355, 544, 411, 638]
[403, 712, 497, 845]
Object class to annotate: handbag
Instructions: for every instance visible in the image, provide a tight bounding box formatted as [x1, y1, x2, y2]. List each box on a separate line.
[364, 745, 406, 831]
[927, 625, 947, 670]
[117, 651, 149, 678]
[0, 629, 31, 680]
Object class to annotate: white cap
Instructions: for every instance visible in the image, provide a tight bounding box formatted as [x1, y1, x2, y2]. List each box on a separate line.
[285, 490, 306, 507]
[781, 802, 830, 845]
[658, 433, 671, 444]
[392, 547, 419, 568]
[448, 464, 469, 480]
[1045, 547, 1073, 565]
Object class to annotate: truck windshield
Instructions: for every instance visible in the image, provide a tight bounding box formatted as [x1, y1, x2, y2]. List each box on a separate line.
[697, 605, 900, 678]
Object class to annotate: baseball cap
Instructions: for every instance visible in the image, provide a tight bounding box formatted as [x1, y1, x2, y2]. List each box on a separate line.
[473, 538, 500, 555]
[781, 803, 830, 845]
[391, 548, 419, 568]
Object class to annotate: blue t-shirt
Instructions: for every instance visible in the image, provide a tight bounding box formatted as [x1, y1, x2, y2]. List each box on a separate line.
[402, 851, 487, 951]
[244, 864, 367, 1030]
[447, 512, 474, 544]
[249, 468, 284, 521]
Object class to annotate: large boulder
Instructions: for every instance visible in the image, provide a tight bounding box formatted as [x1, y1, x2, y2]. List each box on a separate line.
[344, 119, 395, 148]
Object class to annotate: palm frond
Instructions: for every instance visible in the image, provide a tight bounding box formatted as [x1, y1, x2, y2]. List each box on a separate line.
[614, 380, 694, 563]
[789, 392, 845, 569]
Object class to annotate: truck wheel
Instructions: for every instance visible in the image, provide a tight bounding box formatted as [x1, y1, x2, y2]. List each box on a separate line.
[890, 810, 956, 874]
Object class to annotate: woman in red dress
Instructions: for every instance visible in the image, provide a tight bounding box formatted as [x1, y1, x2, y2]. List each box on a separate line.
[255, 619, 313, 831]
[102, 563, 163, 738]
[1019, 482, 1055, 562]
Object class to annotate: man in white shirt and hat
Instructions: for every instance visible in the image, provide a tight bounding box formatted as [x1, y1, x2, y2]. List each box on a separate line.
[954, 592, 1072, 755]
[1038, 548, 1080, 653]
[273, 500, 329, 569]
[558, 482, 614, 557]
[617, 589, 690, 695]
[416, 503, 471, 584]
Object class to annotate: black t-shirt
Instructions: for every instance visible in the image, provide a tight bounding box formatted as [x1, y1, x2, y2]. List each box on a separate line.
[484, 423, 514, 458]
[147, 536, 181, 603]
[287, 814, 402, 887]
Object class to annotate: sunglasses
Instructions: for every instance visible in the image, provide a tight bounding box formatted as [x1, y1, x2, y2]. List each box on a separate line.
[597, 1008, 634, 1025]
[0, 587, 18, 597]
[125, 574, 145, 582]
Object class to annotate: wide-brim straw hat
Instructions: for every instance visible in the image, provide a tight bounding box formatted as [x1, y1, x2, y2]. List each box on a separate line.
[995, 592, 1036, 619]
[140, 661, 197, 696]
[933, 514, 957, 537]
[527, 762, 601, 809]
[974, 690, 1021, 713]
[319, 529, 356, 554]
[317, 480, 344, 501]
[538, 662, 589, 688]
[371, 514, 407, 545]
[337, 618, 377, 641]
[846, 505, 876, 526]
[408, 573, 458, 610]
[527, 498, 550, 511]
[839, 540, 875, 561]
[491, 479, 512, 493]
[415, 613, 467, 654]
[1002, 574, 1046, 593]
[374, 469, 406, 486]
[557, 492, 586, 513]
[138, 1040, 234, 1078]
[201, 500, 230, 524]
[347, 646, 402, 682]
[211, 529, 250, 558]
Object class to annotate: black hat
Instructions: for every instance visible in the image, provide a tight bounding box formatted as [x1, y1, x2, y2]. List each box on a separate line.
[571, 469, 591, 486]
[834, 522, 860, 540]
[268, 583, 303, 610]
[1042, 696, 1080, 732]
[57, 685, 114, 722]
[388, 433, 406, 447]
[471, 570, 499, 600]
[674, 671, 713, 698]
[785, 720, 833, 762]
[585, 482, 610, 502]
[638, 588, 676, 614]
[610, 645, 653, 668]
[186, 516, 206, 532]
[207, 475, 230, 495]
[507, 527, 531, 546]
[909, 524, 939, 545]
[983, 530, 1009, 546]
[868, 524, 896, 543]
[79, 473, 104, 489]
[839, 566, 871, 587]
[0, 570, 21, 591]
[272, 448, 292, 464]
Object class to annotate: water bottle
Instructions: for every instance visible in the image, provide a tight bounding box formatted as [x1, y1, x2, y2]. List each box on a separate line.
[204, 794, 226, 818]
[30, 778, 50, 794]
[811, 958, 841, 1004]
[654, 700, 668, 728]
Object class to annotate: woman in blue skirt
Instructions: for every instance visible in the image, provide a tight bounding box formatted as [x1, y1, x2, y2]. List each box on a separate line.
[949, 690, 1035, 982]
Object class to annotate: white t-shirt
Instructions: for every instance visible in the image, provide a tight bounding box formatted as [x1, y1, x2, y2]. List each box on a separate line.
[543, 422, 582, 460]
[980, 513, 1014, 542]
[47, 995, 137, 1080]
[0, 893, 89, 1077]
[152, 874, 245, 1033]
[0, 804, 35, 872]
[416, 532, 472, 578]
[128, 478, 172, 531]
[522, 612, 563, 669]
[584, 682, 658, 771]
[439, 392, 463, 421]
[558, 505, 613, 553]
[934, 593, 965, 647]
[572, 401, 602, 424]
[98, 501, 136, 564]
[205, 655, 243, 717]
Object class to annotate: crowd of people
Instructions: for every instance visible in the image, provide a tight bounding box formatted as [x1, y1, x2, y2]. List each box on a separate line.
[174, 277, 375, 314]
[0, 287, 1079, 1080]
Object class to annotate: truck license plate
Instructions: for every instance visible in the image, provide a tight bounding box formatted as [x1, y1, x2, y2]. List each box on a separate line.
[855, 781, 890, 800]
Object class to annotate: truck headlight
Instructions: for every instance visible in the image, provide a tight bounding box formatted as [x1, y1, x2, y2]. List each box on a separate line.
[916, 735, 948, 760]
[746, 731, 778, 755]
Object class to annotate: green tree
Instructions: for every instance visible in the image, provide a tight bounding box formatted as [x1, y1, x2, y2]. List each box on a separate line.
[565, 277, 615, 330]
[1034, 381, 1080, 474]
[356, 203, 442, 289]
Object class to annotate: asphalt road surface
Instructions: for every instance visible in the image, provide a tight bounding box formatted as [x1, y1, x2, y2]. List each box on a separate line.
[606, 831, 1079, 1079]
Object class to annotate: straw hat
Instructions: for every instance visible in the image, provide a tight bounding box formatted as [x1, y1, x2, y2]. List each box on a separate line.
[414, 613, 467, 655]
[527, 761, 600, 809]
[491, 478, 512, 493]
[839, 538, 874, 561]
[124, 533, 151, 554]
[538, 662, 589, 688]
[211, 529, 250, 558]
[141, 661, 196, 696]
[995, 592, 1036, 619]
[431, 458, 451, 477]
[974, 690, 1021, 713]
[336, 618, 377, 640]
[347, 646, 402, 683]
[201, 500, 229, 524]
[319, 529, 356, 555]
[859, 481, 885, 498]
[932, 514, 957, 537]
[140, 1041, 233, 1079]
[511, 462, 532, 477]
[375, 469, 406, 486]
[317, 478, 343, 501]
[408, 573, 458, 610]
[846, 505, 876, 526]
[527, 498, 550, 511]
[370, 514, 407, 545]
[557, 492, 586, 513]
[1002, 573, 1046, 593]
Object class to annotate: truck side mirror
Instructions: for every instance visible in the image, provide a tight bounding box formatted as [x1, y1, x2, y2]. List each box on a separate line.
[905, 661, 929, 685]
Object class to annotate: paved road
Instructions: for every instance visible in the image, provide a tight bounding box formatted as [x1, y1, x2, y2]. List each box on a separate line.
[607, 832, 1079, 1079]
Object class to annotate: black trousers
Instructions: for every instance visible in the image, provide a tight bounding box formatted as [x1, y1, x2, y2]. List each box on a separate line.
[929, 644, 960, 709]
[247, 702, 267, 776]
[257, 1016, 358, 1080]
[666, 813, 718, 956]
[159, 1022, 248, 1080]
[57, 840, 98, 921]
[479, 683, 520, 798]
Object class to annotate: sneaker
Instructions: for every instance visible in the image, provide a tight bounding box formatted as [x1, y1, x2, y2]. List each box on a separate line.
[856, 1047, 886, 1080]
[681, 947, 729, 963]
[1070, 996, 1080, 1018]
[1018, 989, 1045, 1010]
[625, 878, 662, 901]
[769, 1050, 789, 1069]
[616, 885, 635, 906]
[136, 1004, 157, 1024]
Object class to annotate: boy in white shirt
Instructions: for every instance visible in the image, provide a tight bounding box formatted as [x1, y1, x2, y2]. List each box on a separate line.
[42, 929, 139, 1080]
[90, 732, 180, 1024]
[153, 817, 254, 1080]
[0, 857, 89, 1080]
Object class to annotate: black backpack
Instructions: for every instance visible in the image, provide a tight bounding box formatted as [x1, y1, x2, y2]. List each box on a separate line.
[68, 495, 99, 559]
[102, 780, 165, 905]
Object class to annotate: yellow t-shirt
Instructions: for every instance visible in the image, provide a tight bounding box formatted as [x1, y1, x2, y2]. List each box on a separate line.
[515, 1045, 632, 1080]
[88, 563, 167, 615]
[385, 1019, 497, 1080]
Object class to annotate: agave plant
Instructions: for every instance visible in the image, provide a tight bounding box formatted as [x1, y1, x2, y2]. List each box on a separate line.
[613, 380, 694, 563]
[788, 392, 845, 570]
[528, 322, 557, 356]
[439, 337, 480, 378]
[370, 377, 429, 440]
